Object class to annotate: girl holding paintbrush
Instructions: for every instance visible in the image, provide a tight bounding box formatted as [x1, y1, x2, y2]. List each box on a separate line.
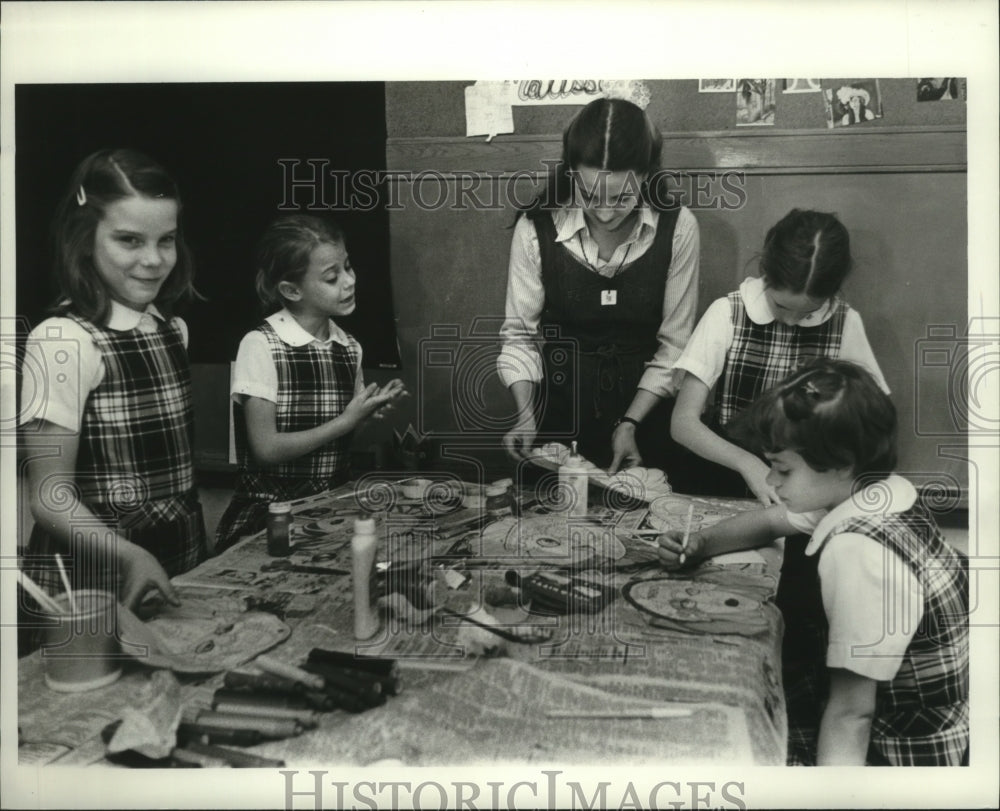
[658, 361, 968, 766]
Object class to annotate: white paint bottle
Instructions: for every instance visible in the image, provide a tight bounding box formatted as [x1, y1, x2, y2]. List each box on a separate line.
[351, 516, 380, 640]
[559, 441, 589, 519]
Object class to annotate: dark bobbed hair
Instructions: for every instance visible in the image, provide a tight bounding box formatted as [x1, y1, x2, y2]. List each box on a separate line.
[520, 98, 677, 220]
[731, 358, 897, 480]
[758, 208, 853, 299]
[50, 148, 196, 323]
[254, 215, 345, 313]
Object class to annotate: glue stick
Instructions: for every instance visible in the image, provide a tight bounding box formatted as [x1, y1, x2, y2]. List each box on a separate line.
[351, 516, 380, 640]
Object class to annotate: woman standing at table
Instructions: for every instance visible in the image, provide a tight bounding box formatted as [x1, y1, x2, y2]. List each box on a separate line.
[499, 98, 700, 478]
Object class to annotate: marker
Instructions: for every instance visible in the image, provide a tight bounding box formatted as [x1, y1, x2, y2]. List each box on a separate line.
[307, 648, 399, 678]
[176, 723, 263, 747]
[192, 710, 305, 739]
[176, 740, 286, 769]
[211, 690, 322, 726]
[254, 655, 325, 691]
[169, 747, 231, 768]
[301, 662, 387, 703]
[303, 660, 402, 697]
[224, 670, 305, 694]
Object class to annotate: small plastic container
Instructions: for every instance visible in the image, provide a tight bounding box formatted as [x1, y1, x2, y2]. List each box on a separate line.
[42, 590, 122, 692]
[485, 484, 513, 519]
[266, 502, 293, 556]
[401, 478, 432, 500]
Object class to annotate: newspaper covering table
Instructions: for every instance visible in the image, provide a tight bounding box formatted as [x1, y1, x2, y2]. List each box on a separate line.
[18, 479, 786, 766]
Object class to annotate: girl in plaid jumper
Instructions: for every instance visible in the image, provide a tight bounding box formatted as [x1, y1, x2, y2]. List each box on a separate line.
[671, 209, 887, 505]
[19, 149, 206, 635]
[215, 215, 405, 551]
[659, 360, 969, 766]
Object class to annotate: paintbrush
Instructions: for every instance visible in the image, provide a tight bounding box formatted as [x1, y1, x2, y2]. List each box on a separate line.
[679, 503, 694, 565]
[546, 706, 693, 719]
[53, 554, 78, 613]
[18, 571, 63, 614]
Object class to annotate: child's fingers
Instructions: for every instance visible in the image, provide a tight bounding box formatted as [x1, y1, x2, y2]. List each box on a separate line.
[657, 532, 686, 554]
[607, 451, 625, 476]
[502, 430, 530, 460]
[755, 486, 780, 507]
[656, 547, 684, 570]
[161, 580, 181, 606]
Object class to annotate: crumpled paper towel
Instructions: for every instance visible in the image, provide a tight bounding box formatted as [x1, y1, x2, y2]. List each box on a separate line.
[105, 670, 183, 759]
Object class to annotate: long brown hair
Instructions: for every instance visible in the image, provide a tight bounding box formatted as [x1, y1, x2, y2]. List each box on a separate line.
[50, 148, 197, 323]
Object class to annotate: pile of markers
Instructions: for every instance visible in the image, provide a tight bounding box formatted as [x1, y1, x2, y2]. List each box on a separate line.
[177, 649, 402, 752]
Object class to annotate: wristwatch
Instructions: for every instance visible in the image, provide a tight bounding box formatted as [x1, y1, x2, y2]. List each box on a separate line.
[613, 416, 641, 429]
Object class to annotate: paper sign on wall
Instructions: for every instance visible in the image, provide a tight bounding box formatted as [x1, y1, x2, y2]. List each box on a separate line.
[465, 80, 651, 140]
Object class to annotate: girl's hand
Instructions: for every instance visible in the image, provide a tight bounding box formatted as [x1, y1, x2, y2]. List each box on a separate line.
[503, 413, 537, 460]
[370, 379, 409, 421]
[608, 423, 642, 474]
[119, 544, 180, 610]
[342, 383, 398, 428]
[656, 530, 706, 570]
[740, 457, 781, 506]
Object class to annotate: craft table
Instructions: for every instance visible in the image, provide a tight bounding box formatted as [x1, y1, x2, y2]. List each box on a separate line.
[17, 476, 787, 767]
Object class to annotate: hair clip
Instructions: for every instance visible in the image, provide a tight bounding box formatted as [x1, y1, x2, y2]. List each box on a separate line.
[803, 381, 820, 397]
[76, 186, 87, 206]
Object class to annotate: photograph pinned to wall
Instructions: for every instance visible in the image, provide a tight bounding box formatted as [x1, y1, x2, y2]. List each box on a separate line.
[782, 78, 821, 93]
[735, 79, 775, 126]
[917, 78, 965, 101]
[698, 79, 735, 92]
[823, 79, 882, 128]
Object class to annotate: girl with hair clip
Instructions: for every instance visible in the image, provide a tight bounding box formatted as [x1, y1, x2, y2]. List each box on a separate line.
[658, 360, 969, 767]
[214, 215, 406, 551]
[499, 97, 700, 478]
[671, 208, 888, 506]
[19, 148, 205, 637]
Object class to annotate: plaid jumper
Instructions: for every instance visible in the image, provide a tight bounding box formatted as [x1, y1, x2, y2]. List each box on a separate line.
[787, 503, 969, 766]
[714, 292, 848, 428]
[830, 505, 969, 766]
[22, 313, 207, 600]
[215, 321, 359, 550]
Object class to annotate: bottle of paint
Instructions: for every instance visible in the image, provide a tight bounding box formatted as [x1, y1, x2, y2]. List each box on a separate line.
[266, 502, 293, 556]
[559, 441, 589, 519]
[485, 482, 513, 519]
[351, 516, 380, 640]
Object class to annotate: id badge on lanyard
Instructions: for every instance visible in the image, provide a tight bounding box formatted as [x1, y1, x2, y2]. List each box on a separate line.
[601, 290, 617, 306]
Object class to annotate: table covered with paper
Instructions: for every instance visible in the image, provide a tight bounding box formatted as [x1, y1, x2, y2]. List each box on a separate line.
[17, 464, 788, 767]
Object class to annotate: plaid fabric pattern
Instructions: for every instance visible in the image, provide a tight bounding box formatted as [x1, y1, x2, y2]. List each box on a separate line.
[217, 322, 359, 550]
[714, 293, 848, 427]
[827, 504, 969, 766]
[20, 317, 206, 651]
[23, 489, 207, 595]
[70, 314, 195, 502]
